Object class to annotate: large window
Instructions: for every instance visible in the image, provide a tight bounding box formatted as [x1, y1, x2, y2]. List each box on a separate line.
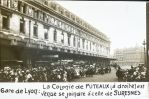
[44, 26, 48, 40]
[82, 39, 85, 49]
[67, 33, 71, 46]
[73, 36, 76, 47]
[33, 22, 38, 37]
[2, 14, 9, 30]
[20, 18, 25, 34]
[90, 42, 92, 50]
[96, 44, 99, 52]
[61, 32, 64, 43]
[86, 41, 88, 50]
[54, 29, 57, 42]
[93, 43, 95, 51]
[78, 38, 80, 48]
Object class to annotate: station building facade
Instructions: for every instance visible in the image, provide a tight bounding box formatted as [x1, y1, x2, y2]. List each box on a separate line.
[0, 0, 111, 68]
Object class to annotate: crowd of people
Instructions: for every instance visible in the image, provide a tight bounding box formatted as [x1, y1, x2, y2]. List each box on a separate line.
[0, 62, 147, 82]
[116, 64, 147, 82]
[0, 62, 112, 82]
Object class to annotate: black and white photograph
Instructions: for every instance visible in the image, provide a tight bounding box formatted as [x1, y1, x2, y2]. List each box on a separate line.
[0, 0, 148, 83]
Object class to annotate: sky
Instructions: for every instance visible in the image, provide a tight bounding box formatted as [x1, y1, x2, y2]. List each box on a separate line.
[56, 1, 146, 54]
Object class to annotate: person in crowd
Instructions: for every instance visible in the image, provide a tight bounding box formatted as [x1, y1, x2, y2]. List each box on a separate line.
[63, 69, 67, 82]
[25, 70, 33, 82]
[116, 66, 125, 81]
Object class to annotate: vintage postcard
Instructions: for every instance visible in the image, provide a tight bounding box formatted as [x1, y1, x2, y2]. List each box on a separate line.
[0, 0, 148, 99]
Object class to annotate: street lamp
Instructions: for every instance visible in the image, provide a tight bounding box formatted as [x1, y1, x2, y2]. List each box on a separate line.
[142, 40, 146, 67]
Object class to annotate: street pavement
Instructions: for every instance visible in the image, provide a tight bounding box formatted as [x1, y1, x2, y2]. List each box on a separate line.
[71, 67, 118, 82]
